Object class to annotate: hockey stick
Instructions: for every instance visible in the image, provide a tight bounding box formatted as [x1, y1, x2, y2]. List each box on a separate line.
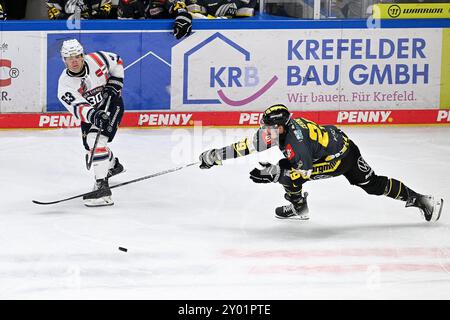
[32, 161, 199, 205]
[86, 96, 112, 170]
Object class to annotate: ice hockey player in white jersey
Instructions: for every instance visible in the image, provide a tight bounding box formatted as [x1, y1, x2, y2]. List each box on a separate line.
[57, 39, 125, 207]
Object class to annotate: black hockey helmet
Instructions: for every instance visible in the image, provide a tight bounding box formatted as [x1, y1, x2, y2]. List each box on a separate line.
[261, 104, 291, 126]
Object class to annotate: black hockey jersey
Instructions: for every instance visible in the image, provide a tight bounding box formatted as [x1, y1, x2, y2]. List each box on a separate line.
[47, 0, 113, 19]
[117, 0, 182, 19]
[130, 0, 256, 19]
[271, 118, 349, 172]
[218, 117, 349, 175]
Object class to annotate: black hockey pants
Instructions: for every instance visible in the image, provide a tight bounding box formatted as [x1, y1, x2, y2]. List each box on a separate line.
[278, 140, 413, 202]
[81, 96, 124, 151]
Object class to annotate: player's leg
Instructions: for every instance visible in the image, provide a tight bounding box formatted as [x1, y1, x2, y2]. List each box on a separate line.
[105, 97, 125, 179]
[275, 159, 310, 220]
[82, 98, 124, 207]
[83, 130, 114, 207]
[343, 140, 443, 222]
[274, 156, 349, 220]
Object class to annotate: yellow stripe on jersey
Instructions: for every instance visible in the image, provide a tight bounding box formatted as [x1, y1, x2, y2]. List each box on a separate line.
[385, 178, 393, 196]
[395, 182, 403, 199]
[232, 138, 250, 157]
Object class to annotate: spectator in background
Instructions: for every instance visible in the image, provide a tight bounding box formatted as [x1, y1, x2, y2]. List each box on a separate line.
[47, 0, 113, 20]
[3, 0, 28, 20]
[117, 0, 256, 41]
[330, 0, 363, 19]
[186, 0, 257, 19]
[0, 0, 6, 20]
[118, 1, 192, 39]
[118, 0, 257, 20]
[117, 0, 149, 19]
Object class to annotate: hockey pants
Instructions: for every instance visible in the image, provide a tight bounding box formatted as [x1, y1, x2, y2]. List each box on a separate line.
[81, 97, 124, 180]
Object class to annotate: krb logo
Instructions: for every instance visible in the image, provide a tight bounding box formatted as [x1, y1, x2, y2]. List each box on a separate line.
[210, 66, 259, 88]
[183, 32, 278, 107]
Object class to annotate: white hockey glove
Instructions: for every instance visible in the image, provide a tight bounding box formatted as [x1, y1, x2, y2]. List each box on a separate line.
[199, 149, 222, 169]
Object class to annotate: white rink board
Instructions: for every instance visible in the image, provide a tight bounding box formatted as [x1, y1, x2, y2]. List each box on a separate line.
[171, 28, 442, 111]
[0, 31, 45, 113]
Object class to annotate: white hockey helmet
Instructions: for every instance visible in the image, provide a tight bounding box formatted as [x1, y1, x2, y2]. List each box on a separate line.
[60, 39, 84, 61]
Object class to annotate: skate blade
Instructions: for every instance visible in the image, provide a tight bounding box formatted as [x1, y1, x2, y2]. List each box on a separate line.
[275, 214, 310, 221]
[84, 197, 114, 207]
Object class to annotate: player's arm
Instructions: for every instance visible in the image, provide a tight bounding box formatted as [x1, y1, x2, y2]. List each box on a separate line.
[247, 139, 313, 184]
[199, 128, 276, 169]
[169, 1, 193, 39]
[58, 79, 110, 130]
[282, 134, 314, 180]
[98, 51, 124, 107]
[182, 0, 207, 17]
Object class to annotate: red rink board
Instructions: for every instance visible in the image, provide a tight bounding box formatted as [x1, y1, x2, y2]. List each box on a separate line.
[0, 109, 450, 129]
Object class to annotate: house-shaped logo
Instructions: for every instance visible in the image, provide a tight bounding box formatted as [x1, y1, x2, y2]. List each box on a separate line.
[183, 32, 278, 107]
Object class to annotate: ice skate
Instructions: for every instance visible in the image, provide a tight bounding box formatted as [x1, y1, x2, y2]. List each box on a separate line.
[405, 193, 443, 222]
[107, 157, 125, 179]
[83, 178, 114, 207]
[275, 192, 309, 220]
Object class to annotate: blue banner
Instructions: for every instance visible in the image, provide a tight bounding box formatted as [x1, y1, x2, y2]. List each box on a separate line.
[47, 32, 177, 111]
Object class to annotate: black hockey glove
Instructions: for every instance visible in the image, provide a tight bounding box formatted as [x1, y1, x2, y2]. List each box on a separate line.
[173, 11, 192, 40]
[199, 149, 222, 169]
[88, 108, 111, 131]
[103, 76, 123, 100]
[249, 162, 281, 184]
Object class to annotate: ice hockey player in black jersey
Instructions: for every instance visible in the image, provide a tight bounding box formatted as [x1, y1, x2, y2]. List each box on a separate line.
[57, 39, 125, 207]
[47, 0, 113, 20]
[117, 0, 149, 19]
[199, 104, 444, 222]
[185, 0, 257, 19]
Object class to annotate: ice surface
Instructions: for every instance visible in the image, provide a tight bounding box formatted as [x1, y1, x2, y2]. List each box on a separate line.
[0, 126, 449, 299]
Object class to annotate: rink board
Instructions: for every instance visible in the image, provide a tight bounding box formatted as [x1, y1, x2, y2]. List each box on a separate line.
[0, 18, 449, 127]
[1, 109, 449, 129]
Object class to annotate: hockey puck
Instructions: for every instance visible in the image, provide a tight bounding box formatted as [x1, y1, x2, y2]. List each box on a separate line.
[118, 247, 128, 252]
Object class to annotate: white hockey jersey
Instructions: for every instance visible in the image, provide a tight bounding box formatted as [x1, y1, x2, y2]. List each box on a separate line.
[57, 51, 124, 123]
